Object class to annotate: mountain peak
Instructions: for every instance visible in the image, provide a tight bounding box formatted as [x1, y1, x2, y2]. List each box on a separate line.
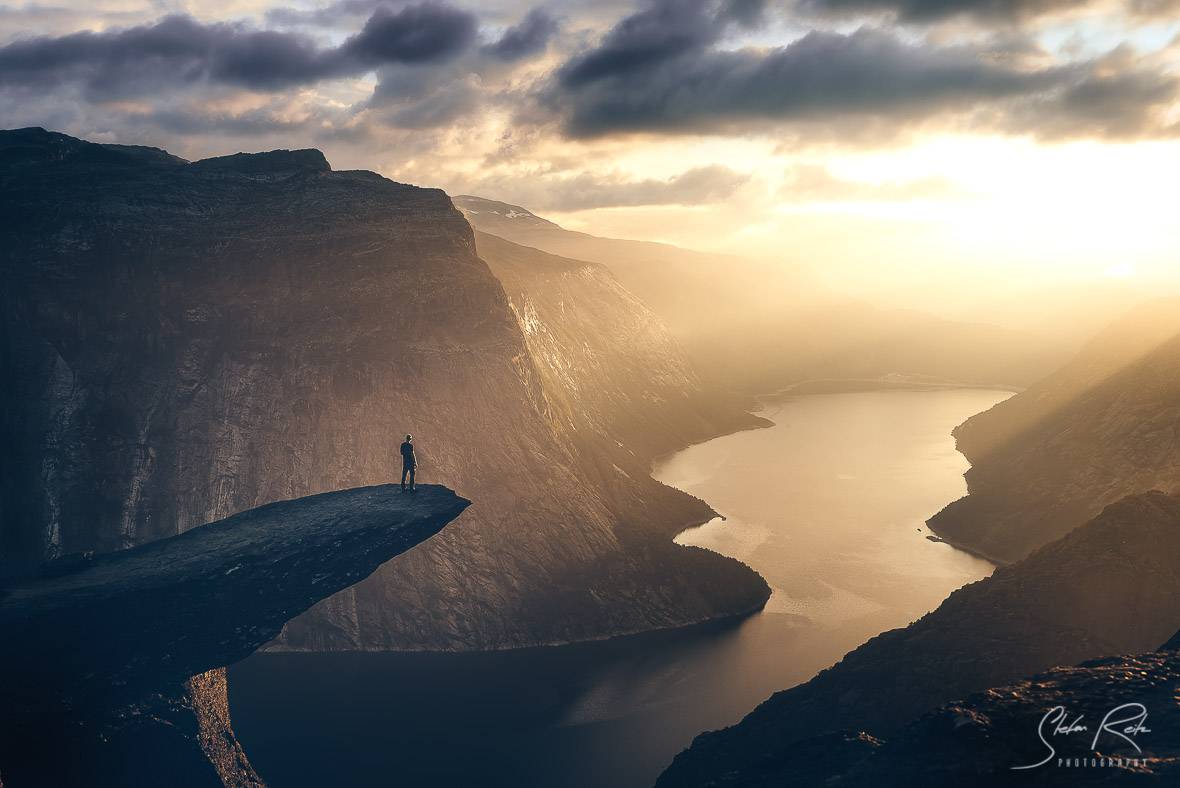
[0, 126, 184, 168]
[452, 195, 562, 231]
[189, 148, 331, 179]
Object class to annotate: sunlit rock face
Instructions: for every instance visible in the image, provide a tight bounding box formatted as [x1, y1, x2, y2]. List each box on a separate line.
[455, 195, 1065, 393]
[474, 229, 768, 464]
[0, 484, 468, 788]
[0, 128, 768, 651]
[929, 298, 1180, 563]
[658, 492, 1180, 788]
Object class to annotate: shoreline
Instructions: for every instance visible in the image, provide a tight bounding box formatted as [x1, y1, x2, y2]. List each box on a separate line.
[924, 520, 1012, 567]
[262, 383, 1002, 657]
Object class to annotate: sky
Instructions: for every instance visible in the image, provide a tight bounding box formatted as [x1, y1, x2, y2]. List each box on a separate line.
[2, 0, 1179, 316]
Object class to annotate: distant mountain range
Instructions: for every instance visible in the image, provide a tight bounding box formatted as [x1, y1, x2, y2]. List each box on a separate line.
[456, 195, 1069, 393]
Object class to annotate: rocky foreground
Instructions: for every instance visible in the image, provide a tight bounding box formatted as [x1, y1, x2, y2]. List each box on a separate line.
[0, 484, 468, 787]
[657, 491, 1180, 787]
[837, 635, 1180, 786]
[663, 635, 1180, 787]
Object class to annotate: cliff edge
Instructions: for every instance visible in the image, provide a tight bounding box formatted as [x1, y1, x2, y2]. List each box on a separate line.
[0, 484, 468, 787]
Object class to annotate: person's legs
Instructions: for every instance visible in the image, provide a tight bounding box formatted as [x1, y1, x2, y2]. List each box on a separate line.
[401, 464, 409, 491]
[408, 466, 416, 492]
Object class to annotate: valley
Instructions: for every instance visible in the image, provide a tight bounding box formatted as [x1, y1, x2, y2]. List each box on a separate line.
[228, 388, 1005, 788]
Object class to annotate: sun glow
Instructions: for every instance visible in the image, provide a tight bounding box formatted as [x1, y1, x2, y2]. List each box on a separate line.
[537, 131, 1180, 319]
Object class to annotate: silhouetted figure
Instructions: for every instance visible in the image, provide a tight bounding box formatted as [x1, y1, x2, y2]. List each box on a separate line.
[400, 434, 417, 493]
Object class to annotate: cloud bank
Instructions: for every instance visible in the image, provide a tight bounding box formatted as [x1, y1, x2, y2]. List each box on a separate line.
[0, 4, 477, 96]
[543, 0, 1179, 141]
[0, 0, 1177, 225]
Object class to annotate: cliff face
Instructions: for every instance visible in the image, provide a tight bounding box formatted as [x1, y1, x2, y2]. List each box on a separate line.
[474, 229, 768, 462]
[929, 299, 1180, 563]
[455, 195, 1065, 392]
[657, 492, 1180, 787]
[0, 484, 468, 788]
[0, 128, 768, 652]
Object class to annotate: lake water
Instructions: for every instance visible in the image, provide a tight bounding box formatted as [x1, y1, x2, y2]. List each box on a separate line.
[229, 389, 1010, 788]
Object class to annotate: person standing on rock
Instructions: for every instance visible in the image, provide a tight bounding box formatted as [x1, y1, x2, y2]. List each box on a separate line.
[400, 434, 417, 493]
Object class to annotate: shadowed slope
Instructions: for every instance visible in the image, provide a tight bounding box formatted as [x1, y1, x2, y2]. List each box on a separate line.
[677, 632, 1180, 787]
[843, 637, 1180, 785]
[657, 492, 1180, 787]
[930, 298, 1180, 562]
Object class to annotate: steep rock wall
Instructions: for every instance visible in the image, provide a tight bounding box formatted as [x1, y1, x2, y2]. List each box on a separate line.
[0, 128, 768, 651]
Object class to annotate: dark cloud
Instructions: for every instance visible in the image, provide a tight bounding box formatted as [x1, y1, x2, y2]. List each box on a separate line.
[368, 61, 485, 128]
[795, 0, 1077, 22]
[6, 0, 1177, 147]
[482, 8, 559, 61]
[545, 9, 1180, 141]
[552, 26, 1048, 135]
[208, 28, 341, 90]
[559, 0, 722, 88]
[346, 4, 476, 64]
[995, 47, 1180, 138]
[796, 0, 1180, 22]
[0, 4, 477, 96]
[720, 0, 769, 27]
[378, 76, 483, 128]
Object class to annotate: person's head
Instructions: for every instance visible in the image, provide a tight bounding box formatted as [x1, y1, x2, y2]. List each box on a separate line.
[405, 434, 412, 442]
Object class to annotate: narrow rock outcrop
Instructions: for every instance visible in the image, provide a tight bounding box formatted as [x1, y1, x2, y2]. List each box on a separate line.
[0, 484, 468, 787]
